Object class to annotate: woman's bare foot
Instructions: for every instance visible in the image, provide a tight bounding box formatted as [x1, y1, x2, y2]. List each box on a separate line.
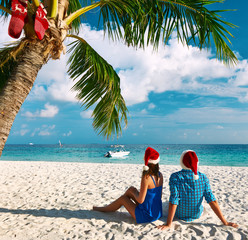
[93, 206, 104, 211]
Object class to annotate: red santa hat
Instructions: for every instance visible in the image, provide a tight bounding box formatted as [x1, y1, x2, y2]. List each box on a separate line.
[143, 147, 160, 171]
[180, 150, 199, 180]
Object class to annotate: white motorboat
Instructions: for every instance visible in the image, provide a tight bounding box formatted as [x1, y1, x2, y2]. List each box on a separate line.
[105, 150, 130, 158]
[104, 145, 130, 158]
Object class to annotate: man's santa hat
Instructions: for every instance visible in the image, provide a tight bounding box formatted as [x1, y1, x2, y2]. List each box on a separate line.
[180, 150, 199, 180]
[143, 147, 160, 171]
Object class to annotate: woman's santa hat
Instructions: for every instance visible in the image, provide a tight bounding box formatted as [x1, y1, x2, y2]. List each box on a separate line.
[143, 147, 160, 171]
[180, 150, 199, 180]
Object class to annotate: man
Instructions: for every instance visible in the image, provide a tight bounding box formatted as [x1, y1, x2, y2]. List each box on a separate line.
[158, 150, 238, 230]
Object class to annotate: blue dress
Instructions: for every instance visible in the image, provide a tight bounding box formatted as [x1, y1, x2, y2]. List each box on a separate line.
[135, 174, 163, 224]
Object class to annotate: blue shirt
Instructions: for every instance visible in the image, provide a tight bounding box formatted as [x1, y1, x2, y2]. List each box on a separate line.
[169, 169, 216, 222]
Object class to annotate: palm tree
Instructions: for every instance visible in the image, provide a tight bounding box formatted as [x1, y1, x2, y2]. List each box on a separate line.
[0, 0, 237, 157]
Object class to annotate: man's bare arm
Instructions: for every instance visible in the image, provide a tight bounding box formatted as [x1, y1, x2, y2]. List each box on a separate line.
[157, 202, 177, 230]
[209, 201, 238, 228]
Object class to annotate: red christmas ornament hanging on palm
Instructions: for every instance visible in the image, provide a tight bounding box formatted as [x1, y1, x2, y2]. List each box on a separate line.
[34, 3, 49, 40]
[8, 0, 28, 39]
[8, 0, 49, 40]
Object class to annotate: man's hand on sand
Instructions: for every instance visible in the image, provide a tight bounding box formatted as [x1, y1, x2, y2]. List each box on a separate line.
[225, 222, 238, 228]
[157, 222, 238, 230]
[157, 224, 171, 230]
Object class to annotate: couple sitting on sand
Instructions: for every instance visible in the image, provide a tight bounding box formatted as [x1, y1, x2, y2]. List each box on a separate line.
[93, 147, 238, 229]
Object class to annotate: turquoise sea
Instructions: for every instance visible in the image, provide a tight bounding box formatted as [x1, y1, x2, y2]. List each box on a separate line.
[1, 144, 248, 167]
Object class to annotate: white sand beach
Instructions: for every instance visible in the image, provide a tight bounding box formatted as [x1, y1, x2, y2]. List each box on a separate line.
[0, 161, 247, 240]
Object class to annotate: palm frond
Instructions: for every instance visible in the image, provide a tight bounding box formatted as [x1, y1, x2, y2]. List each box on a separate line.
[148, 0, 237, 65]
[67, 0, 82, 34]
[0, 41, 23, 92]
[0, 0, 11, 18]
[49, 0, 58, 18]
[31, 0, 40, 8]
[67, 36, 128, 139]
[98, 0, 237, 65]
[65, 2, 101, 26]
[99, 0, 140, 44]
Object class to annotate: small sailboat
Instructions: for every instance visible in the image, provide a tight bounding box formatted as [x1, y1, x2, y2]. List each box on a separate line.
[59, 140, 62, 147]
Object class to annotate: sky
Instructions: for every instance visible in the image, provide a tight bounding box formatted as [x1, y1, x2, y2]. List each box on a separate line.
[1, 0, 248, 145]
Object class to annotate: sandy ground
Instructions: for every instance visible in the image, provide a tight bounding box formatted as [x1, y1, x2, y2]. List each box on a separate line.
[0, 161, 247, 240]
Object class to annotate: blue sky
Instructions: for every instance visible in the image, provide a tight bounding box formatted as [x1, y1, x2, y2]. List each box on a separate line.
[1, 0, 248, 144]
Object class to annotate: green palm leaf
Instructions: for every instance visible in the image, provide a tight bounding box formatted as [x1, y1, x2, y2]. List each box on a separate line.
[0, 0, 11, 18]
[67, 36, 128, 139]
[0, 41, 22, 91]
[98, 0, 237, 65]
[99, 0, 140, 45]
[1, 0, 238, 65]
[67, 0, 82, 33]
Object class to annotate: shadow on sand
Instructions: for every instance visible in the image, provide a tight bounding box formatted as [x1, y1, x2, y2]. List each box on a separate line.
[0, 207, 136, 224]
[0, 207, 246, 239]
[1, 203, 244, 237]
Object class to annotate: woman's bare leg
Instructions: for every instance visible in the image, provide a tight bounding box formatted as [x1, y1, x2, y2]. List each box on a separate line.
[93, 195, 137, 220]
[124, 186, 139, 205]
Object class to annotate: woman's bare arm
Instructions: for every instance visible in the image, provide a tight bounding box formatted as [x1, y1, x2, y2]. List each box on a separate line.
[133, 176, 149, 204]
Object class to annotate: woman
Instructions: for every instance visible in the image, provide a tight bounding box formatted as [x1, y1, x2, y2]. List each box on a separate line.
[93, 147, 163, 224]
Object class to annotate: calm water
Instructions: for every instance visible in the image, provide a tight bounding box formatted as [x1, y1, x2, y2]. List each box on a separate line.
[1, 144, 248, 167]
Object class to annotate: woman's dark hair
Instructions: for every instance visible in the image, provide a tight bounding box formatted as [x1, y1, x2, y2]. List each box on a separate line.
[142, 163, 159, 179]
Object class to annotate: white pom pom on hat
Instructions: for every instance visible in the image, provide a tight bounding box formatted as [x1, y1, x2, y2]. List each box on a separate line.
[143, 165, 149, 171]
[143, 147, 160, 171]
[180, 150, 199, 180]
[193, 174, 199, 180]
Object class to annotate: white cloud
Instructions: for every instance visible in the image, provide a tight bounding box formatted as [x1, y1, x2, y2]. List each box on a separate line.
[0, 18, 76, 103]
[80, 109, 93, 119]
[38, 131, 51, 136]
[31, 128, 39, 137]
[162, 107, 248, 125]
[20, 129, 29, 136]
[76, 24, 248, 105]
[1, 22, 248, 107]
[0, 17, 16, 46]
[63, 130, 72, 137]
[13, 129, 29, 136]
[140, 109, 148, 114]
[231, 59, 248, 87]
[46, 124, 56, 130]
[133, 107, 248, 134]
[40, 104, 59, 117]
[148, 103, 156, 109]
[12, 123, 29, 136]
[22, 111, 36, 118]
[22, 47, 77, 103]
[22, 103, 59, 118]
[31, 125, 56, 137]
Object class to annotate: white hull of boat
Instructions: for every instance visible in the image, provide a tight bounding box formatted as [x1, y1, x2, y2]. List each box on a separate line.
[105, 151, 130, 158]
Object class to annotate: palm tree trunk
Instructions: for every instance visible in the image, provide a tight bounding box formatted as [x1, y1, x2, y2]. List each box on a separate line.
[0, 40, 50, 157]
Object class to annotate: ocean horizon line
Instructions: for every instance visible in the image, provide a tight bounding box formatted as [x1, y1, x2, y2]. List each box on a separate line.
[0, 160, 247, 168]
[1, 144, 248, 167]
[5, 143, 248, 145]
